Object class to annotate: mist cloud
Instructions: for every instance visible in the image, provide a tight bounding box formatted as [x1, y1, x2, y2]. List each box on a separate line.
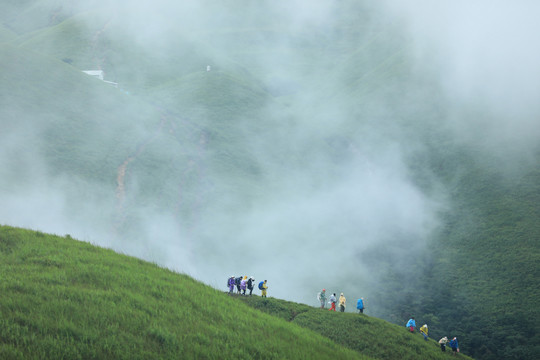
[1, 0, 479, 312]
[382, 0, 540, 155]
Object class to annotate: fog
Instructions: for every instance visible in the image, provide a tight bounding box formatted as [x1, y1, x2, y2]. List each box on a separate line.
[1, 0, 538, 313]
[382, 0, 540, 155]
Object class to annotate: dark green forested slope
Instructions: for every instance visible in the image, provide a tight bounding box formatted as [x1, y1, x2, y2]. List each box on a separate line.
[374, 143, 540, 359]
[427, 157, 540, 360]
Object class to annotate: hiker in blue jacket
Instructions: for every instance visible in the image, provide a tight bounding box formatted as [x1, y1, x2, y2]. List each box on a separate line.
[406, 317, 416, 332]
[356, 298, 365, 314]
[449, 337, 459, 355]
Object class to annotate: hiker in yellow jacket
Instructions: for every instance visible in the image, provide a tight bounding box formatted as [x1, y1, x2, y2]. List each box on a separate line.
[261, 280, 268, 297]
[420, 324, 429, 341]
[339, 293, 346, 312]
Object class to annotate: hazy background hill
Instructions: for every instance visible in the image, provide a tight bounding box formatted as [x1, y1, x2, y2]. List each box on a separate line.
[1, 1, 539, 359]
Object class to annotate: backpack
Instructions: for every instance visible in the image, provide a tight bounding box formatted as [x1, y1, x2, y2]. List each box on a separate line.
[258, 281, 264, 290]
[235, 277, 242, 285]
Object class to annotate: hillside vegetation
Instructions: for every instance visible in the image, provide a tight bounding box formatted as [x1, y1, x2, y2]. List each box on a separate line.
[0, 226, 363, 359]
[0, 1, 539, 359]
[0, 225, 474, 359]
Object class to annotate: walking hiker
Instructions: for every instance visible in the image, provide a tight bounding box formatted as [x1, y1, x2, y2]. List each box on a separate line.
[227, 276, 235, 294]
[420, 324, 429, 341]
[339, 293, 346, 312]
[449, 337, 459, 355]
[259, 280, 268, 297]
[235, 276, 242, 294]
[406, 317, 416, 332]
[439, 336, 449, 352]
[317, 289, 327, 309]
[240, 276, 247, 295]
[247, 276, 255, 296]
[356, 297, 365, 314]
[328, 293, 337, 311]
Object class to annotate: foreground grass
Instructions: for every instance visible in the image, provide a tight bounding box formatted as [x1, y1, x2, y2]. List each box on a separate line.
[0, 225, 365, 360]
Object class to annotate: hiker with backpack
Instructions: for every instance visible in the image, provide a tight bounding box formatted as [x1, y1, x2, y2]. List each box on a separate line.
[449, 337, 459, 355]
[259, 280, 268, 297]
[317, 289, 327, 309]
[240, 276, 247, 295]
[227, 276, 235, 294]
[439, 336, 449, 352]
[406, 317, 416, 332]
[235, 276, 242, 294]
[339, 293, 346, 312]
[356, 297, 365, 314]
[328, 293, 337, 311]
[247, 276, 255, 296]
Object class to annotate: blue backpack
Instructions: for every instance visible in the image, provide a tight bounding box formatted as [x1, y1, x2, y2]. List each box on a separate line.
[258, 281, 264, 290]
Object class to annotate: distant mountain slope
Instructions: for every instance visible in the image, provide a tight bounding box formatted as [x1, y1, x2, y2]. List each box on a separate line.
[0, 25, 16, 43]
[0, 43, 160, 182]
[422, 158, 540, 359]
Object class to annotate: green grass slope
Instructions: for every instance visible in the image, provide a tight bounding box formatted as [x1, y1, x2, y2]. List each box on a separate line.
[238, 296, 472, 360]
[0, 225, 367, 360]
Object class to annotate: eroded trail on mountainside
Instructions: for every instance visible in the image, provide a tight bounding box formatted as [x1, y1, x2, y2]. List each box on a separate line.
[113, 110, 208, 234]
[114, 116, 166, 223]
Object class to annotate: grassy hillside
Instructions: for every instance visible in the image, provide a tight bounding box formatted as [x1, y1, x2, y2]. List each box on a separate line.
[0, 225, 365, 359]
[0, 225, 474, 359]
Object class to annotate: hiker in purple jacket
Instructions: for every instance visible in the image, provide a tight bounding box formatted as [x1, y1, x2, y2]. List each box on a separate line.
[227, 276, 235, 294]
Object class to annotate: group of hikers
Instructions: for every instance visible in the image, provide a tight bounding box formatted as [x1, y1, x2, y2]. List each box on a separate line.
[317, 289, 365, 314]
[227, 276, 268, 297]
[316, 289, 460, 354]
[227, 283, 460, 354]
[406, 317, 460, 354]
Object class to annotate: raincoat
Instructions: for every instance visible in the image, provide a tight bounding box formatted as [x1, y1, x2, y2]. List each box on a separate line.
[247, 278, 254, 295]
[420, 324, 428, 340]
[329, 294, 337, 311]
[406, 318, 416, 332]
[227, 277, 235, 293]
[339, 294, 346, 312]
[449, 338, 459, 352]
[318, 290, 326, 308]
[439, 337, 448, 352]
